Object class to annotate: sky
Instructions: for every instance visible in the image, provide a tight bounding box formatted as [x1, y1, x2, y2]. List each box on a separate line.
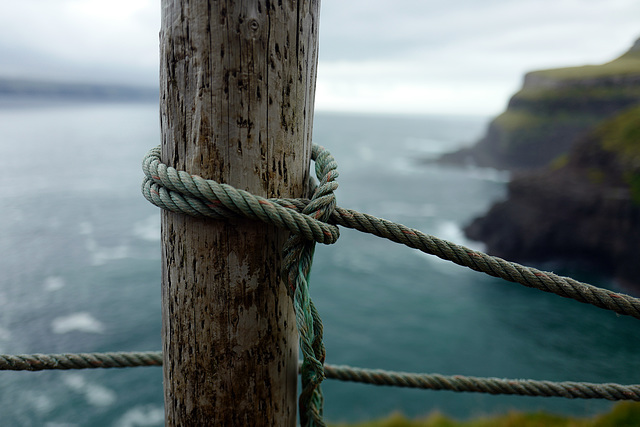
[1, 0, 639, 116]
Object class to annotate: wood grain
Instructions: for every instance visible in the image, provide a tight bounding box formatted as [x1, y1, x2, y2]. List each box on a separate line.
[159, 0, 319, 424]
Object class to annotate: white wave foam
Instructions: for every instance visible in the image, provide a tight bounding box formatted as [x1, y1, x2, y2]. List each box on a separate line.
[51, 312, 105, 334]
[414, 220, 486, 268]
[89, 244, 130, 266]
[375, 201, 435, 218]
[434, 220, 485, 252]
[63, 374, 117, 407]
[114, 405, 165, 427]
[26, 393, 55, 414]
[464, 166, 510, 183]
[404, 136, 456, 159]
[80, 221, 130, 265]
[44, 276, 66, 291]
[79, 221, 93, 235]
[133, 215, 160, 242]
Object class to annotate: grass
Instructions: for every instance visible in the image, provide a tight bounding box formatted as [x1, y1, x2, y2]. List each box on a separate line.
[511, 47, 640, 103]
[514, 85, 640, 104]
[532, 49, 640, 81]
[330, 402, 640, 427]
[598, 105, 640, 166]
[596, 105, 640, 203]
[492, 110, 540, 131]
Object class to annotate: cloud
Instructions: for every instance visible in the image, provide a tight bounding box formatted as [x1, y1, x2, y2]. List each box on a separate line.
[316, 0, 640, 114]
[1, 0, 639, 114]
[0, 0, 159, 84]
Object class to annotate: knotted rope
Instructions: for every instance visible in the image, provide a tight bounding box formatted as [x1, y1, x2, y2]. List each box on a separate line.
[140, 143, 640, 426]
[143, 146, 640, 321]
[143, 144, 337, 426]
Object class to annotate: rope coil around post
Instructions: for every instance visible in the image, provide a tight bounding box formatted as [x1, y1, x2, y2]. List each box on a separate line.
[144, 144, 338, 427]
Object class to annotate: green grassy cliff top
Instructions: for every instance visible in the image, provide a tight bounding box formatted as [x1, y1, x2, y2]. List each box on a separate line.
[532, 39, 640, 81]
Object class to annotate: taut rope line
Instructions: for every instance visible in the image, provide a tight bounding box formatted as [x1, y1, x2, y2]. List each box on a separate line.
[142, 145, 640, 321]
[2, 353, 639, 402]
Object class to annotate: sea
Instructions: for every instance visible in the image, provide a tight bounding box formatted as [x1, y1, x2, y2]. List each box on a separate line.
[1, 100, 639, 426]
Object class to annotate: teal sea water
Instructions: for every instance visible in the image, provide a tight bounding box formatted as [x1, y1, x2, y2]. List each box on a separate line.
[1, 101, 639, 425]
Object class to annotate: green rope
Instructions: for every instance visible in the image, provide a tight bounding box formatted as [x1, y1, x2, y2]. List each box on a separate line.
[282, 144, 338, 427]
[142, 148, 640, 321]
[140, 143, 640, 425]
[142, 146, 339, 244]
[144, 144, 337, 426]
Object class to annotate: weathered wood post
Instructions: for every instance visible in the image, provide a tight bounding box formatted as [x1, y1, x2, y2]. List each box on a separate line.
[159, 0, 320, 424]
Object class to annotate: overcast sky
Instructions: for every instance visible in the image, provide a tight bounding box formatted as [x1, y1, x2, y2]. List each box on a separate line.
[1, 0, 639, 115]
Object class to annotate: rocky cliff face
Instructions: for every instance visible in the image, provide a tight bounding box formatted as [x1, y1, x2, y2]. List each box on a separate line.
[440, 39, 640, 171]
[465, 105, 640, 287]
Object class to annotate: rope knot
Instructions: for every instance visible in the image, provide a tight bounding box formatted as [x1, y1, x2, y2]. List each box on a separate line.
[142, 144, 337, 426]
[141, 145, 340, 245]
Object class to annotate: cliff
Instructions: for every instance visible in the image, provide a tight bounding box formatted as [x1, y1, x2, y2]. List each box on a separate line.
[465, 105, 640, 287]
[439, 39, 640, 170]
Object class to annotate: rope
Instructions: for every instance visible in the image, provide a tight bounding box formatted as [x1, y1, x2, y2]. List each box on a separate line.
[282, 144, 338, 427]
[3, 352, 639, 402]
[142, 146, 339, 245]
[142, 147, 640, 321]
[0, 352, 162, 371]
[144, 145, 338, 426]
[322, 364, 640, 401]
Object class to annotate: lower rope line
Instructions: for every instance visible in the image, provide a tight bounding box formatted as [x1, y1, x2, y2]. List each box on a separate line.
[322, 364, 640, 401]
[2, 352, 639, 401]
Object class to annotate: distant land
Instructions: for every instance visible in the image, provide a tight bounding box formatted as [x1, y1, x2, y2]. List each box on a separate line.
[0, 78, 158, 104]
[454, 38, 640, 289]
[439, 38, 640, 171]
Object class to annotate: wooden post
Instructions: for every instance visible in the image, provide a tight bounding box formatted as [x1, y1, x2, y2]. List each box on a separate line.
[159, 0, 319, 425]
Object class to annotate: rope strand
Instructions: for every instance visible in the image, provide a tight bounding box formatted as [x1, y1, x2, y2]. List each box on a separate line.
[3, 352, 639, 402]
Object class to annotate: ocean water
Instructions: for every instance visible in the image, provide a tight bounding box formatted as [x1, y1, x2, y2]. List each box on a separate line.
[0, 101, 639, 426]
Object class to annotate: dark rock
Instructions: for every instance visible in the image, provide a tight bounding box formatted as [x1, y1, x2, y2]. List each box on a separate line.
[465, 106, 640, 287]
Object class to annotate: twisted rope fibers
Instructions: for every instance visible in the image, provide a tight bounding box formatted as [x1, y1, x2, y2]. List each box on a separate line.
[3, 352, 640, 402]
[142, 147, 640, 321]
[146, 144, 338, 426]
[0, 352, 162, 371]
